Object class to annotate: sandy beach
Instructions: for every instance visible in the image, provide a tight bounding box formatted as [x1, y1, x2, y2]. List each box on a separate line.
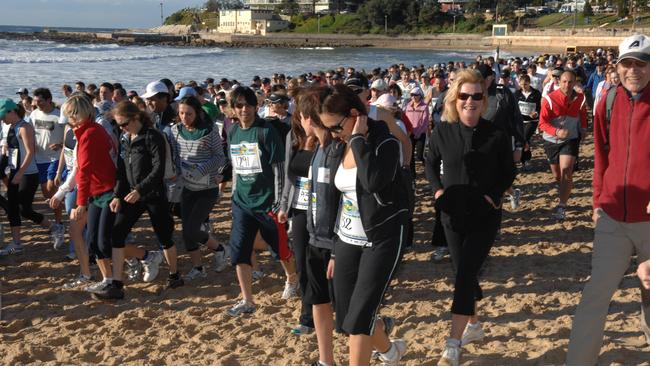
[1, 133, 649, 365]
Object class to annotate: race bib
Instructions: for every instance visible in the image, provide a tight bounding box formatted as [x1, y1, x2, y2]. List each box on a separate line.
[292, 177, 311, 210]
[518, 101, 536, 116]
[181, 162, 210, 186]
[317, 167, 330, 184]
[311, 193, 317, 226]
[230, 142, 263, 175]
[336, 197, 370, 247]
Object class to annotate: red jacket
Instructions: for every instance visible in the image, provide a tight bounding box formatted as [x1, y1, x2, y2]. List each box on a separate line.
[539, 89, 588, 143]
[74, 120, 116, 206]
[593, 84, 650, 223]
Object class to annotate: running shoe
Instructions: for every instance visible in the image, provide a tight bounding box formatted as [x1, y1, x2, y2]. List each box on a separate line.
[51, 223, 66, 250]
[437, 339, 461, 366]
[378, 339, 407, 366]
[311, 362, 335, 366]
[166, 274, 184, 289]
[62, 274, 93, 290]
[84, 279, 111, 294]
[184, 267, 207, 281]
[290, 324, 315, 335]
[65, 251, 77, 261]
[125, 257, 142, 281]
[372, 316, 397, 360]
[200, 221, 214, 235]
[141, 251, 164, 282]
[461, 322, 485, 346]
[92, 281, 124, 300]
[509, 188, 521, 210]
[281, 280, 300, 299]
[227, 300, 256, 317]
[0, 241, 24, 256]
[252, 269, 265, 282]
[432, 247, 449, 261]
[553, 205, 567, 221]
[213, 247, 227, 272]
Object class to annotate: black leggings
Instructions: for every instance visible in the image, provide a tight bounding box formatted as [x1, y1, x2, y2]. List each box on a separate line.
[334, 223, 405, 335]
[112, 197, 175, 249]
[181, 187, 219, 252]
[441, 210, 500, 316]
[290, 209, 314, 328]
[7, 171, 43, 227]
[87, 201, 115, 260]
[410, 134, 426, 176]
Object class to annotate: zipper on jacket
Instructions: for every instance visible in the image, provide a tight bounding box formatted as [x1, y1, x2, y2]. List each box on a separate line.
[623, 97, 634, 221]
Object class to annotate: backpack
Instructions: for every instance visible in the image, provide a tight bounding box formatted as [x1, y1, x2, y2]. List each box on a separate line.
[145, 128, 176, 180]
[603, 86, 617, 152]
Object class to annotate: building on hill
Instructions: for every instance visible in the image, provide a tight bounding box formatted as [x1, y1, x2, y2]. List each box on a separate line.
[218, 9, 289, 35]
[438, 0, 470, 13]
[243, 0, 335, 13]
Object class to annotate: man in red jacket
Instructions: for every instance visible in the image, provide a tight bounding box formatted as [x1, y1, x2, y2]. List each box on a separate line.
[567, 34, 650, 365]
[538, 70, 588, 220]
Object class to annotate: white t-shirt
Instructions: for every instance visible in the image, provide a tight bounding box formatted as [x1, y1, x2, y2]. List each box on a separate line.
[30, 108, 64, 164]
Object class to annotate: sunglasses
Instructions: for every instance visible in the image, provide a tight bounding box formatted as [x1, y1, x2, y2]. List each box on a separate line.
[324, 115, 348, 133]
[458, 92, 484, 101]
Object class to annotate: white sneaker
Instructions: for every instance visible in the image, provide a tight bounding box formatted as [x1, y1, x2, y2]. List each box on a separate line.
[125, 257, 142, 281]
[0, 241, 24, 256]
[227, 299, 256, 317]
[63, 274, 93, 290]
[281, 280, 300, 299]
[51, 223, 66, 250]
[432, 246, 449, 261]
[84, 279, 110, 294]
[461, 322, 485, 346]
[437, 340, 461, 366]
[378, 339, 407, 366]
[213, 248, 227, 272]
[141, 251, 164, 282]
[509, 188, 521, 210]
[184, 266, 207, 281]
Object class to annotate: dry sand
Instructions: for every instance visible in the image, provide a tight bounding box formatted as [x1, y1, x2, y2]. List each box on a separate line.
[1, 134, 649, 365]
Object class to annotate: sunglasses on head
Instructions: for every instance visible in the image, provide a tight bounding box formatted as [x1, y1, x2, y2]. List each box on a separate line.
[458, 92, 484, 101]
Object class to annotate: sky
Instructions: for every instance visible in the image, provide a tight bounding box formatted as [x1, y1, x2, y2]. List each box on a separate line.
[0, 0, 205, 29]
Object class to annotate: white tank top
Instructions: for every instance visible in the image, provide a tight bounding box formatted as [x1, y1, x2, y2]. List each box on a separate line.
[334, 163, 371, 247]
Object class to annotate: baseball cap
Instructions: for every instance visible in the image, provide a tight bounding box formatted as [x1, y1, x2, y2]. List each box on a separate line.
[267, 93, 289, 104]
[371, 94, 398, 109]
[537, 56, 546, 64]
[141, 81, 169, 99]
[344, 77, 364, 92]
[16, 88, 28, 95]
[617, 34, 650, 64]
[0, 98, 18, 120]
[174, 86, 198, 101]
[370, 79, 388, 91]
[410, 87, 424, 96]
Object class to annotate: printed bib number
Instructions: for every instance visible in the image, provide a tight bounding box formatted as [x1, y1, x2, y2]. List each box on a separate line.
[336, 197, 370, 247]
[230, 142, 263, 175]
[518, 101, 536, 116]
[292, 177, 311, 210]
[181, 162, 210, 186]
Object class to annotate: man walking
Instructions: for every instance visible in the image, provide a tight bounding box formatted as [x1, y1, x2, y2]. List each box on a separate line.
[567, 34, 650, 365]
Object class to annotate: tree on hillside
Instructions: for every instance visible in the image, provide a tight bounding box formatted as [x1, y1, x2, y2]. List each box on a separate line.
[583, 0, 593, 16]
[205, 0, 219, 12]
[277, 0, 300, 15]
[616, 0, 629, 16]
[203, 0, 244, 11]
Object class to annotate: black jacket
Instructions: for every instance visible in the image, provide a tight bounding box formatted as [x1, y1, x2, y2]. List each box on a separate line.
[425, 118, 516, 229]
[325, 119, 408, 248]
[514, 88, 542, 123]
[115, 125, 166, 202]
[490, 84, 525, 147]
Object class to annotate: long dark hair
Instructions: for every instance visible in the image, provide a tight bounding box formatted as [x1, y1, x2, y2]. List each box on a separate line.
[177, 96, 209, 129]
[112, 101, 153, 128]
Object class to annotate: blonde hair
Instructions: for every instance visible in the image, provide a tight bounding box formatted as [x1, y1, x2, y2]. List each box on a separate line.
[442, 69, 488, 123]
[62, 94, 95, 121]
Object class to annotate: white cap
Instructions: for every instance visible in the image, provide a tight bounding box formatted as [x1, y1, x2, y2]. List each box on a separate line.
[141, 81, 169, 99]
[410, 87, 423, 96]
[370, 78, 388, 91]
[371, 94, 398, 109]
[617, 34, 650, 64]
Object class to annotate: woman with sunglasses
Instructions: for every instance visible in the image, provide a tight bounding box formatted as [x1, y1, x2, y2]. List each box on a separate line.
[425, 69, 515, 366]
[316, 84, 408, 365]
[169, 96, 227, 281]
[92, 101, 183, 299]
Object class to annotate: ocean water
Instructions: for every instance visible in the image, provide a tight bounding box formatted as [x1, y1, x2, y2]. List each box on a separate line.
[0, 37, 518, 103]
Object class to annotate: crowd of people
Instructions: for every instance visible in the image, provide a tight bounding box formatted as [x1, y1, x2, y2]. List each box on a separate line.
[1, 34, 649, 365]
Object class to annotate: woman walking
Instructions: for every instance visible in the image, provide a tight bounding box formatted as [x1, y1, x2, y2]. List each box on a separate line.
[425, 69, 516, 366]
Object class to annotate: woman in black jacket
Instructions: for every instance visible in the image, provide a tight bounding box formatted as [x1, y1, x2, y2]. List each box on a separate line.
[94, 101, 182, 300]
[513, 74, 542, 168]
[316, 84, 408, 366]
[425, 69, 516, 366]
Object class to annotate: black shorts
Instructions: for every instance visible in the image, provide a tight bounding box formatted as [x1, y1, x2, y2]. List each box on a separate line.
[304, 245, 333, 306]
[544, 139, 579, 164]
